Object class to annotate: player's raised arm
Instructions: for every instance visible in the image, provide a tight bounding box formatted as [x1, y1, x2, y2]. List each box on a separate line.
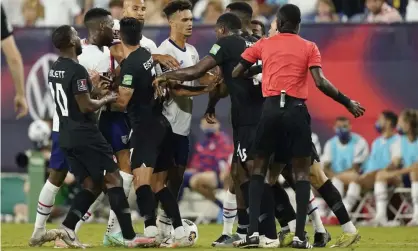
[308, 43, 365, 118]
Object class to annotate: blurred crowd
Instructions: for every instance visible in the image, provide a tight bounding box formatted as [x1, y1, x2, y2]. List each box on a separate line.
[2, 0, 418, 28]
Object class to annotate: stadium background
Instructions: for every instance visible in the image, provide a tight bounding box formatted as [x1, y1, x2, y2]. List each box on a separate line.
[1, 24, 418, 171]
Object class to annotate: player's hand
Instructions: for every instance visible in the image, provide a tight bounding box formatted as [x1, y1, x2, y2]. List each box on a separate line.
[152, 76, 168, 98]
[88, 70, 101, 87]
[14, 94, 28, 119]
[104, 92, 118, 103]
[153, 54, 180, 70]
[347, 100, 365, 118]
[204, 110, 217, 124]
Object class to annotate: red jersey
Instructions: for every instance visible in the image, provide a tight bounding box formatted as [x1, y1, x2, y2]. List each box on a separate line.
[241, 33, 321, 99]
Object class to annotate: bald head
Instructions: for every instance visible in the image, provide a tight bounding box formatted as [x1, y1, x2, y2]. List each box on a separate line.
[123, 0, 146, 21]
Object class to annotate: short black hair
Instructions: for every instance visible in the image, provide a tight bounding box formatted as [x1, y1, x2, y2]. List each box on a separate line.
[382, 110, 398, 128]
[251, 20, 266, 35]
[277, 4, 301, 31]
[226, 2, 253, 23]
[52, 25, 73, 49]
[216, 13, 242, 31]
[163, 0, 192, 19]
[119, 17, 143, 46]
[84, 8, 111, 27]
[336, 116, 349, 122]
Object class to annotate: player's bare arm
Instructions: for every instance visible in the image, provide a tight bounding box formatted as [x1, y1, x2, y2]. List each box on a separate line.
[153, 54, 180, 70]
[169, 80, 219, 97]
[204, 83, 227, 124]
[74, 92, 117, 113]
[232, 63, 262, 78]
[113, 86, 133, 110]
[310, 67, 366, 118]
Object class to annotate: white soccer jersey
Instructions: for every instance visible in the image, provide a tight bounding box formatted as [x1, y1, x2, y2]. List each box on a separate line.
[78, 39, 112, 73]
[158, 39, 200, 136]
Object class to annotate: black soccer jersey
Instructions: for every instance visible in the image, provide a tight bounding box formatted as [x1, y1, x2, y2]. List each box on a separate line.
[48, 57, 103, 147]
[1, 6, 13, 40]
[119, 47, 162, 128]
[209, 34, 264, 127]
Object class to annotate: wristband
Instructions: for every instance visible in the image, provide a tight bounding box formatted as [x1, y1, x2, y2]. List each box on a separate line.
[206, 106, 215, 114]
[336, 92, 351, 107]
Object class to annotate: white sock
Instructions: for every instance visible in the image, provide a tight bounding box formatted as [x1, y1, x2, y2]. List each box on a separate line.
[411, 182, 418, 219]
[106, 171, 133, 235]
[341, 221, 357, 234]
[343, 182, 361, 213]
[288, 219, 296, 233]
[33, 180, 60, 232]
[374, 182, 388, 220]
[307, 192, 326, 233]
[144, 225, 158, 237]
[158, 210, 173, 237]
[331, 177, 345, 197]
[174, 226, 186, 239]
[222, 189, 237, 236]
[75, 192, 105, 234]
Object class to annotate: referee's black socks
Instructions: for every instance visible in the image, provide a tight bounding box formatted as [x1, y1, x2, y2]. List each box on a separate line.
[108, 187, 136, 240]
[62, 189, 96, 230]
[135, 185, 157, 227]
[259, 184, 277, 239]
[155, 187, 182, 230]
[295, 180, 310, 241]
[248, 175, 265, 236]
[318, 179, 350, 225]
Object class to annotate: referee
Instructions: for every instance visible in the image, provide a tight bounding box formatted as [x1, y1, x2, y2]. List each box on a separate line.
[1, 5, 28, 119]
[232, 4, 365, 249]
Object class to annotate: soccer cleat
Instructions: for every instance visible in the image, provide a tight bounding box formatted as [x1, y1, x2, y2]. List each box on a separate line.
[313, 230, 331, 247]
[292, 236, 313, 249]
[57, 226, 84, 249]
[103, 232, 124, 247]
[123, 234, 158, 248]
[160, 236, 174, 247]
[212, 233, 242, 247]
[29, 229, 61, 247]
[259, 235, 280, 248]
[166, 236, 194, 248]
[278, 230, 294, 247]
[233, 234, 260, 248]
[330, 231, 360, 248]
[406, 218, 418, 226]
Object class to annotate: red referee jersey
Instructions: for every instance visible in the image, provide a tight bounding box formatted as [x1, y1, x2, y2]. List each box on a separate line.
[241, 33, 321, 99]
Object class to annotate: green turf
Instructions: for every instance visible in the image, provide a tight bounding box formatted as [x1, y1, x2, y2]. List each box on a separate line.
[2, 223, 418, 250]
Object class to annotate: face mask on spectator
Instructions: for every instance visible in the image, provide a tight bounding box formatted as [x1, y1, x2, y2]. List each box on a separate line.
[397, 126, 405, 135]
[375, 122, 383, 133]
[336, 127, 350, 141]
[202, 128, 217, 137]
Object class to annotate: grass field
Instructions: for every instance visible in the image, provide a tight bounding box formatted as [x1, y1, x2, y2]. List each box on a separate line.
[2, 223, 418, 250]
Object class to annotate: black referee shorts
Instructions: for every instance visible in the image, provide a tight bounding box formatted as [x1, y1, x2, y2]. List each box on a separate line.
[252, 95, 312, 159]
[274, 140, 320, 165]
[130, 117, 174, 173]
[62, 141, 118, 185]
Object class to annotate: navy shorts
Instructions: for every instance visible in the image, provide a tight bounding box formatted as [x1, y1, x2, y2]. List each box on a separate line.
[99, 111, 130, 153]
[50, 132, 70, 171]
[172, 133, 190, 167]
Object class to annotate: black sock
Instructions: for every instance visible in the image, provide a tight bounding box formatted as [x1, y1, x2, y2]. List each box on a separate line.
[259, 184, 277, 239]
[236, 209, 249, 235]
[155, 187, 182, 229]
[295, 181, 310, 241]
[240, 181, 250, 208]
[62, 189, 96, 230]
[108, 187, 136, 239]
[318, 179, 350, 225]
[135, 185, 156, 227]
[271, 183, 296, 228]
[248, 175, 265, 236]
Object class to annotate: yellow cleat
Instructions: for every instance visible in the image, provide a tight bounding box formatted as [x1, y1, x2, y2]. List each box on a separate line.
[331, 231, 361, 248]
[279, 231, 294, 247]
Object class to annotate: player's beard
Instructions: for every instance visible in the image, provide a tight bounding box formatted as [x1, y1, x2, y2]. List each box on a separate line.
[75, 44, 83, 56]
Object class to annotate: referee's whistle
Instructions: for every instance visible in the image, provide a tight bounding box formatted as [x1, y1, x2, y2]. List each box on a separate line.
[280, 90, 286, 108]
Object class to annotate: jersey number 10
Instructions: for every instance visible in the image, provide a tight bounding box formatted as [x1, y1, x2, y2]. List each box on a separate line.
[48, 82, 69, 117]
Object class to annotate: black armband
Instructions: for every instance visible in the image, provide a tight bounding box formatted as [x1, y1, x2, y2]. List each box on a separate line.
[248, 65, 262, 76]
[336, 91, 351, 107]
[240, 58, 253, 69]
[206, 106, 215, 114]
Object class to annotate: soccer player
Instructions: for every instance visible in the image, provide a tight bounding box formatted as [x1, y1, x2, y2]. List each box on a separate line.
[250, 20, 266, 39]
[113, 17, 216, 247]
[153, 12, 278, 248]
[46, 25, 149, 248]
[233, 4, 364, 248]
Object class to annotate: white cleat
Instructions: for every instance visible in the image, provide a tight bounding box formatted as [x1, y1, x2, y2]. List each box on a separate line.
[166, 236, 194, 248]
[160, 236, 173, 247]
[407, 218, 418, 227]
[259, 235, 280, 248]
[29, 228, 61, 247]
[54, 238, 92, 249]
[56, 226, 84, 249]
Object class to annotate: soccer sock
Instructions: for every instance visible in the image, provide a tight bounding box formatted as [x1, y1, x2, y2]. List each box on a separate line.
[307, 191, 326, 233]
[33, 180, 60, 231]
[271, 183, 296, 228]
[75, 192, 105, 234]
[343, 182, 362, 213]
[222, 189, 237, 236]
[295, 180, 310, 241]
[259, 184, 277, 239]
[135, 185, 157, 236]
[62, 189, 96, 230]
[155, 187, 185, 239]
[331, 177, 345, 197]
[318, 179, 356, 233]
[107, 187, 135, 240]
[106, 171, 133, 235]
[236, 209, 249, 236]
[412, 182, 418, 220]
[248, 175, 265, 236]
[158, 209, 173, 237]
[374, 181, 388, 220]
